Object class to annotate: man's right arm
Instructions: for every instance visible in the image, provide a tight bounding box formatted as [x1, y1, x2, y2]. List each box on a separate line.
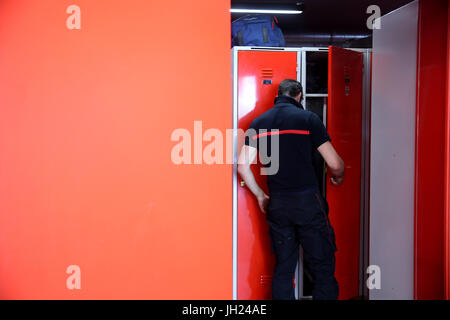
[317, 141, 345, 186]
[308, 113, 345, 186]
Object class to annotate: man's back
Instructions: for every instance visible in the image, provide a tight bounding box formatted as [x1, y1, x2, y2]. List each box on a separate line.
[238, 80, 344, 300]
[245, 95, 330, 193]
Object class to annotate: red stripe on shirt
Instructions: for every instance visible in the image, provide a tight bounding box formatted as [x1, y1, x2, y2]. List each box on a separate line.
[252, 130, 310, 140]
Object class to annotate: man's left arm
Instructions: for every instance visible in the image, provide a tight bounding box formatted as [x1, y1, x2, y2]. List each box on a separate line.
[237, 145, 269, 213]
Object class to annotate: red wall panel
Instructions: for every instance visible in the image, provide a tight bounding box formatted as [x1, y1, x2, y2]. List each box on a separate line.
[415, 0, 448, 300]
[0, 0, 232, 299]
[446, 0, 450, 301]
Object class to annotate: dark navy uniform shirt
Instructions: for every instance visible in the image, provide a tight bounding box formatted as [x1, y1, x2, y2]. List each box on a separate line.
[244, 95, 331, 193]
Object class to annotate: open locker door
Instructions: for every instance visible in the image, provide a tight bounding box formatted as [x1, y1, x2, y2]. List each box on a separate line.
[327, 46, 363, 299]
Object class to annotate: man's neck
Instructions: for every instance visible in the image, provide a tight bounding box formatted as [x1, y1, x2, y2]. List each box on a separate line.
[274, 95, 303, 109]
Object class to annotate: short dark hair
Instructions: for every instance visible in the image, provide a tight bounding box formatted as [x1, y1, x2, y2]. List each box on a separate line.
[278, 79, 303, 98]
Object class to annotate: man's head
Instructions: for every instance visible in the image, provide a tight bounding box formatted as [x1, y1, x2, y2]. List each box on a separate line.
[278, 79, 303, 102]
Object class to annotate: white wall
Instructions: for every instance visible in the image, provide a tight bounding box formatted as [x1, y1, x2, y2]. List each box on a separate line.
[370, 0, 418, 300]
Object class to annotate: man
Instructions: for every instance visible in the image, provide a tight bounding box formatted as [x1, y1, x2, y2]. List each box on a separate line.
[237, 79, 345, 300]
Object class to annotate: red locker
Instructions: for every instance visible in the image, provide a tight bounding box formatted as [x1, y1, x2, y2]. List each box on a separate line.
[235, 50, 298, 299]
[327, 46, 363, 299]
[234, 47, 364, 300]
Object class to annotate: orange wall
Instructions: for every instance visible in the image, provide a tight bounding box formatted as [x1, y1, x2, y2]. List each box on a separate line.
[0, 0, 232, 299]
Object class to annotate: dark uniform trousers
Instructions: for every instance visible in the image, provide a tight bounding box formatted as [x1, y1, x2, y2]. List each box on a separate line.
[267, 189, 339, 300]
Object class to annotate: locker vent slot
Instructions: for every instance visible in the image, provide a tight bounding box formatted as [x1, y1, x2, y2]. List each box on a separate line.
[261, 69, 273, 78]
[260, 275, 273, 285]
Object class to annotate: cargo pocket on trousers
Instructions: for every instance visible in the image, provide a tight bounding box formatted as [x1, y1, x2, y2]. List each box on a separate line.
[268, 229, 283, 254]
[314, 193, 338, 253]
[325, 224, 338, 253]
[268, 229, 296, 256]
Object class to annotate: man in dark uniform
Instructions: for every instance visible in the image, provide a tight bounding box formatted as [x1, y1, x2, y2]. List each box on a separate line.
[238, 79, 345, 300]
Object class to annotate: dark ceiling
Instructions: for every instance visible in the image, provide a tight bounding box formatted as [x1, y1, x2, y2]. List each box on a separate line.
[231, 0, 415, 47]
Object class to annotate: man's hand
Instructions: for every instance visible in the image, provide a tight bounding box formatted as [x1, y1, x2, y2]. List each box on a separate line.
[331, 175, 344, 186]
[238, 145, 269, 214]
[257, 193, 270, 214]
[317, 142, 345, 187]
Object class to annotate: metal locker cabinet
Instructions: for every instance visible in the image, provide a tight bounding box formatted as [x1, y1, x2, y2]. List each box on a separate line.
[233, 49, 298, 299]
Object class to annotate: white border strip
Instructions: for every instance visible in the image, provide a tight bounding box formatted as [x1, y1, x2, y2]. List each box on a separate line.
[232, 47, 239, 300]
